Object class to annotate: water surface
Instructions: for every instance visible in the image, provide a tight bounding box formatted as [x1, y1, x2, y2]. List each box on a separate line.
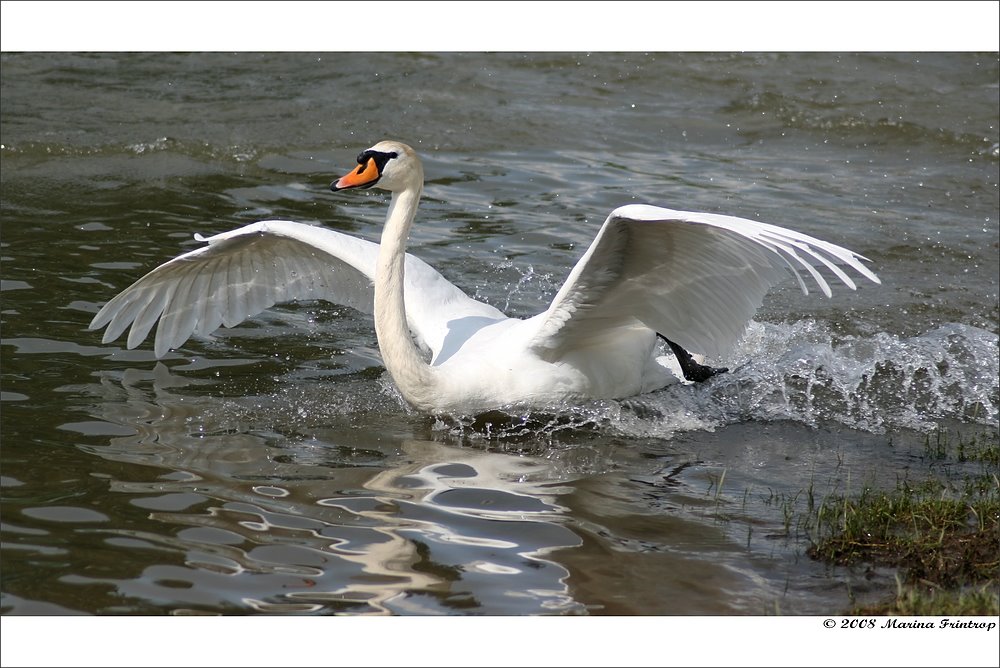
[1, 52, 998, 619]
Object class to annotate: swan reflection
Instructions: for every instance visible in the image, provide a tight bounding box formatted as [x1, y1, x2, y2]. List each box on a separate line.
[78, 368, 585, 614]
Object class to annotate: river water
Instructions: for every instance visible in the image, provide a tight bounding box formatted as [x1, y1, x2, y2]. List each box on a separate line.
[1, 51, 998, 635]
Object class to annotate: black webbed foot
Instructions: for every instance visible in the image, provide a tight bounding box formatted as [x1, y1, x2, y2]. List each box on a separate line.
[657, 334, 729, 383]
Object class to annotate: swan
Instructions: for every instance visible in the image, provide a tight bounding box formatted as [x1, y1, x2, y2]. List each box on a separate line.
[89, 140, 880, 413]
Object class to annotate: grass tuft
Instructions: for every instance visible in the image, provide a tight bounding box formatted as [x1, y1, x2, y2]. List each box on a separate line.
[805, 427, 999, 615]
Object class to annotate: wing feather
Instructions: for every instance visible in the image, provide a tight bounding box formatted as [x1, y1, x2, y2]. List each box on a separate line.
[156, 260, 201, 354]
[530, 204, 880, 360]
[90, 220, 502, 359]
[127, 287, 169, 351]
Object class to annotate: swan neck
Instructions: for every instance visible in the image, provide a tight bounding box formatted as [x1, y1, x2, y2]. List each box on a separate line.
[374, 185, 435, 408]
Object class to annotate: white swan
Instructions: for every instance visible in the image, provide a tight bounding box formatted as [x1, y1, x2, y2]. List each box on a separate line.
[89, 140, 880, 413]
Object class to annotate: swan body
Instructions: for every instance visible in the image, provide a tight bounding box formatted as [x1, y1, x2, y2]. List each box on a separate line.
[90, 140, 880, 413]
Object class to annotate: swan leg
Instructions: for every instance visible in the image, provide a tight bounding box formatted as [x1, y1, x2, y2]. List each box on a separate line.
[657, 334, 729, 383]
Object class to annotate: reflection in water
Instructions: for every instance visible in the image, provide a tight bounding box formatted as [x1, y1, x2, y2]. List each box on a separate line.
[311, 443, 582, 614]
[74, 365, 585, 614]
[22, 341, 987, 616]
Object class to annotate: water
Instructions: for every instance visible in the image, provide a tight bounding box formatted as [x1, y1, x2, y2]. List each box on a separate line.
[2, 53, 998, 626]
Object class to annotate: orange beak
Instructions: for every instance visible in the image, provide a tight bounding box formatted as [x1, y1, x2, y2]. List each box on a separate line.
[331, 157, 381, 191]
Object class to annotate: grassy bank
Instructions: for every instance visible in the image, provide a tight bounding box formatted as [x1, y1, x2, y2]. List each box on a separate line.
[805, 427, 999, 615]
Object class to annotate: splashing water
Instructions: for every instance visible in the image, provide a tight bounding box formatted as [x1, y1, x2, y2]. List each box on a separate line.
[429, 321, 999, 442]
[706, 320, 999, 433]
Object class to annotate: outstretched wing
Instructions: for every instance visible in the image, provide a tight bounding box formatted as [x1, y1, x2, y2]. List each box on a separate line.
[89, 220, 503, 358]
[529, 204, 880, 360]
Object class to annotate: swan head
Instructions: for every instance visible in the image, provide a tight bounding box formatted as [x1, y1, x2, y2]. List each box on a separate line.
[331, 140, 422, 194]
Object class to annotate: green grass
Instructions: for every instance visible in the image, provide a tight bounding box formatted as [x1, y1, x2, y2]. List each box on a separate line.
[805, 427, 1000, 615]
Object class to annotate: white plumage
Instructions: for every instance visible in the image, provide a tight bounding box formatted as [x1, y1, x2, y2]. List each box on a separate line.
[90, 141, 880, 412]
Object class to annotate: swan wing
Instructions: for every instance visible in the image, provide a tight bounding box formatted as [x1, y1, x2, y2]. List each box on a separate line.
[89, 220, 499, 358]
[530, 204, 880, 360]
